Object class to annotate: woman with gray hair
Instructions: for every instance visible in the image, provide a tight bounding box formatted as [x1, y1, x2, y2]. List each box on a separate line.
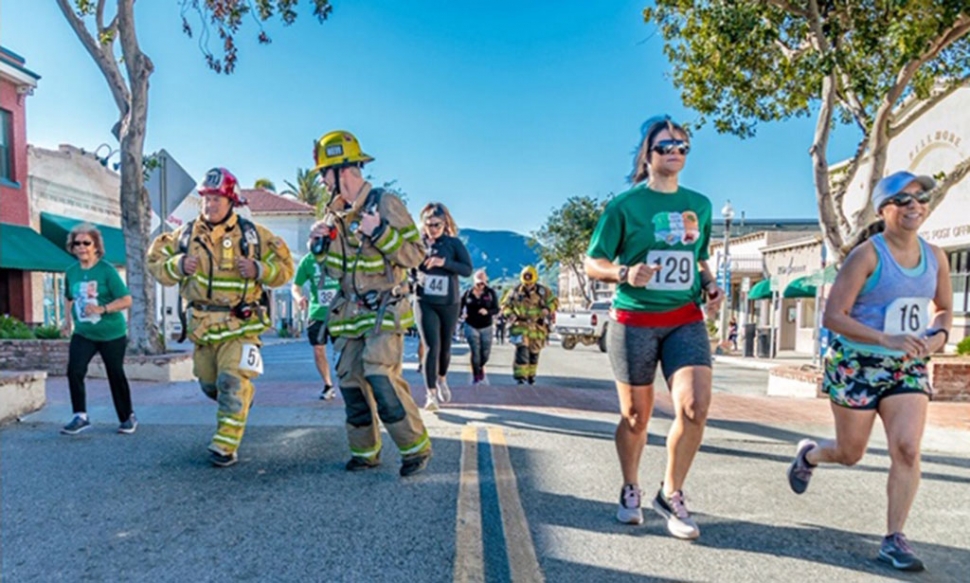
[460, 269, 500, 385]
[60, 223, 135, 435]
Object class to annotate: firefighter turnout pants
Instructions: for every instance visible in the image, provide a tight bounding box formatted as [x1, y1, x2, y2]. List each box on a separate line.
[193, 337, 259, 456]
[513, 345, 540, 381]
[336, 332, 431, 462]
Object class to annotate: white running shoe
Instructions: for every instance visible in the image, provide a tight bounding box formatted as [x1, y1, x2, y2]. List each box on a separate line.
[616, 484, 644, 525]
[652, 488, 700, 540]
[437, 378, 452, 403]
[424, 391, 440, 412]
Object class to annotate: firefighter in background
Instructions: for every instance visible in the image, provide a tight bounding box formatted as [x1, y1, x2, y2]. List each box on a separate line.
[309, 130, 432, 477]
[501, 265, 559, 385]
[147, 168, 294, 467]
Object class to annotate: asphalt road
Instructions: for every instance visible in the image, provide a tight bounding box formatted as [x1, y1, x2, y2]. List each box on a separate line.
[3, 338, 968, 582]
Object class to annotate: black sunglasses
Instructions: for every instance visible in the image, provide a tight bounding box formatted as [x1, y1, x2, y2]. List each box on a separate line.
[72, 240, 94, 247]
[425, 221, 444, 229]
[651, 139, 690, 156]
[882, 192, 931, 208]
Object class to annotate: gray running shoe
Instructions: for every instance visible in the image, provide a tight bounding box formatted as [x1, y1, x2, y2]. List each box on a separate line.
[878, 532, 924, 572]
[117, 414, 138, 435]
[652, 488, 700, 540]
[787, 439, 818, 494]
[616, 484, 644, 525]
[424, 390, 440, 412]
[61, 415, 91, 435]
[437, 378, 452, 403]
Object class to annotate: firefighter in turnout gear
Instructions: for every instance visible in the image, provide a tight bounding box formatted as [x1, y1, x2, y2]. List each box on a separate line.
[501, 265, 559, 385]
[310, 130, 432, 477]
[147, 167, 294, 467]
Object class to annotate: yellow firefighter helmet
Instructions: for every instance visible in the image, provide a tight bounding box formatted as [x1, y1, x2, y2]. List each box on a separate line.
[520, 265, 538, 284]
[313, 130, 375, 172]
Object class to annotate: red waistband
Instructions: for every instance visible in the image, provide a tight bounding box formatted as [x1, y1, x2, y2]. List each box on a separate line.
[612, 303, 704, 328]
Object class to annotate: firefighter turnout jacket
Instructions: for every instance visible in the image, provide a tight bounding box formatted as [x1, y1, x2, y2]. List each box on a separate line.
[501, 282, 559, 352]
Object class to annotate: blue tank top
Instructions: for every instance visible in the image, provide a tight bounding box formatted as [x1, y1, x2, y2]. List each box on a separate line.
[841, 234, 938, 356]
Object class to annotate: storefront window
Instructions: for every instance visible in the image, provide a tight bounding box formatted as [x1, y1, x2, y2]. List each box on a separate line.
[0, 109, 12, 181]
[800, 299, 816, 329]
[951, 250, 969, 315]
[42, 273, 65, 326]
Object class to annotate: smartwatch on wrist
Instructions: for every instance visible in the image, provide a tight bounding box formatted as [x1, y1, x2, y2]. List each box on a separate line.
[617, 265, 629, 284]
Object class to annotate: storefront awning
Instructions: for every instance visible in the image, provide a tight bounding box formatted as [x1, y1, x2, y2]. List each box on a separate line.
[783, 265, 838, 299]
[747, 279, 772, 300]
[0, 222, 76, 272]
[40, 212, 126, 266]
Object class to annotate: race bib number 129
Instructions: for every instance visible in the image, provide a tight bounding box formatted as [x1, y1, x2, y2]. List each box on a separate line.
[239, 343, 264, 374]
[644, 250, 695, 291]
[883, 297, 930, 335]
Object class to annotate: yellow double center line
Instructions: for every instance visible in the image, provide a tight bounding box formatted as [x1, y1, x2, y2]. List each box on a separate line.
[454, 424, 544, 583]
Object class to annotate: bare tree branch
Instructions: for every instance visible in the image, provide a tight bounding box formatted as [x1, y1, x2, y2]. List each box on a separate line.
[95, 0, 107, 31]
[889, 78, 969, 138]
[55, 0, 130, 115]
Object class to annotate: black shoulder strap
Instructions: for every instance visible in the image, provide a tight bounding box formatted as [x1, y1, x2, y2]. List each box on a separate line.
[177, 220, 195, 255]
[363, 187, 385, 213]
[237, 217, 261, 258]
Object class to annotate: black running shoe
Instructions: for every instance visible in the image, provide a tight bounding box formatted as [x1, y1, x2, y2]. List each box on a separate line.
[399, 452, 432, 477]
[345, 456, 381, 472]
[878, 533, 924, 572]
[209, 450, 238, 468]
[61, 415, 91, 435]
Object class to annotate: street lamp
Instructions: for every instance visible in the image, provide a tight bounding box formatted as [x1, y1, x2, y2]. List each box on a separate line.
[719, 200, 735, 346]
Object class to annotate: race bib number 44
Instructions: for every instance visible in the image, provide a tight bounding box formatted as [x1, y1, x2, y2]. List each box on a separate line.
[884, 297, 930, 335]
[239, 343, 264, 374]
[645, 250, 695, 291]
[425, 274, 449, 297]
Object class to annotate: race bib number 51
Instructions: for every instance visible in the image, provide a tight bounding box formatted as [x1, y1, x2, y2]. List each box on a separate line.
[645, 250, 695, 291]
[239, 343, 264, 374]
[883, 297, 930, 335]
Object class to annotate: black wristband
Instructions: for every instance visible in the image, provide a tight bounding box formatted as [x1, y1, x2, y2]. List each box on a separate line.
[926, 328, 949, 344]
[700, 271, 715, 289]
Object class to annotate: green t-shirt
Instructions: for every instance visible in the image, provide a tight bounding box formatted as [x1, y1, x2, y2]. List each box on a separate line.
[64, 260, 130, 341]
[587, 184, 712, 312]
[294, 253, 340, 322]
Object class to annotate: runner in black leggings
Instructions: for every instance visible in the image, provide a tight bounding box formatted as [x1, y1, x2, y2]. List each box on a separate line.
[415, 202, 473, 411]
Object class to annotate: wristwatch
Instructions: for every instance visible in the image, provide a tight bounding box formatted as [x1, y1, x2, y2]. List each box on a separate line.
[617, 265, 629, 284]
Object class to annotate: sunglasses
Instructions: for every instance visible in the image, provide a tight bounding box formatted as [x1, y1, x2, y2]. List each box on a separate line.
[651, 139, 690, 156]
[882, 192, 931, 208]
[425, 221, 444, 229]
[72, 240, 94, 247]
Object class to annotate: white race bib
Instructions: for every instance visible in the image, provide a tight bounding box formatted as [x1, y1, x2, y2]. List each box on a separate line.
[645, 250, 695, 291]
[316, 288, 337, 306]
[883, 297, 930, 335]
[239, 343, 264, 374]
[425, 275, 449, 297]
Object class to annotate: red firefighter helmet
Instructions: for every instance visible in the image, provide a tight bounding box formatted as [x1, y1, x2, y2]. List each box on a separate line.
[198, 167, 243, 205]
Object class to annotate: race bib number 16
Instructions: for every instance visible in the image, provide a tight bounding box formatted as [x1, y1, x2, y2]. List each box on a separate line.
[883, 297, 930, 335]
[644, 250, 695, 291]
[239, 343, 264, 374]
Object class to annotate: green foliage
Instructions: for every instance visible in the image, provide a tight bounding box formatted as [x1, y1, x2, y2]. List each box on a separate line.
[282, 168, 328, 214]
[0, 316, 35, 340]
[33, 325, 63, 340]
[531, 196, 604, 305]
[178, 0, 333, 74]
[957, 335, 970, 356]
[643, 2, 970, 138]
[254, 178, 276, 192]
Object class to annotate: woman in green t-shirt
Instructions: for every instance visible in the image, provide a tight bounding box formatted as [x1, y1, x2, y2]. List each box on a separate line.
[60, 224, 135, 436]
[585, 116, 724, 540]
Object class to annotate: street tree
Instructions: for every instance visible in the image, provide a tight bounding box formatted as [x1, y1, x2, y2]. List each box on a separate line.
[282, 167, 328, 215]
[531, 195, 604, 308]
[644, 2, 970, 258]
[56, 0, 332, 353]
[253, 178, 276, 192]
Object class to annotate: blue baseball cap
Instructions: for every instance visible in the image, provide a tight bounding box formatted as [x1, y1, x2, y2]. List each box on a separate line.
[872, 171, 935, 209]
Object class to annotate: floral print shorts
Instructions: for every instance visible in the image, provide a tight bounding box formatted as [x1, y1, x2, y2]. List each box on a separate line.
[823, 338, 931, 409]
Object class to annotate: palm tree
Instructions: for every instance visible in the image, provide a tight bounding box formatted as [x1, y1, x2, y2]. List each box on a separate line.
[282, 168, 328, 214]
[253, 178, 276, 192]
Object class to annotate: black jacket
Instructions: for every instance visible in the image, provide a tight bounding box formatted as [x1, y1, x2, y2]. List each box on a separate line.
[461, 285, 500, 329]
[416, 234, 473, 305]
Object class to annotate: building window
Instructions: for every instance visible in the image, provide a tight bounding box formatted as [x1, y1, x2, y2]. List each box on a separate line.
[950, 250, 969, 315]
[0, 109, 12, 181]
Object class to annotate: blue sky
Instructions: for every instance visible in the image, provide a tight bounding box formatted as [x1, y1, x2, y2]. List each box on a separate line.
[2, 0, 860, 234]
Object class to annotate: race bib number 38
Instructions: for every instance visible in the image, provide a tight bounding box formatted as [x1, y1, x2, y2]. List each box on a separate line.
[645, 250, 695, 291]
[883, 297, 930, 335]
[239, 343, 264, 374]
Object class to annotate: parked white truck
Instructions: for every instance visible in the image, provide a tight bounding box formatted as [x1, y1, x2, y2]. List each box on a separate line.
[554, 300, 611, 352]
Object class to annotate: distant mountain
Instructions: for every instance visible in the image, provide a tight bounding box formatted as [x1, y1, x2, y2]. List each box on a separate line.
[459, 229, 557, 291]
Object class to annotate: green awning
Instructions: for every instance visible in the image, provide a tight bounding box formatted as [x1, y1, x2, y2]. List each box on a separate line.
[0, 222, 76, 272]
[40, 212, 125, 266]
[747, 279, 772, 300]
[783, 264, 839, 299]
